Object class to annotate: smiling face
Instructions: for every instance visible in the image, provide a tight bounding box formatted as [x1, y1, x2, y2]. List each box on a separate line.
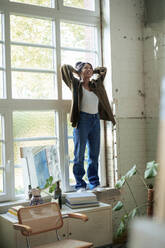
[80, 63, 93, 80]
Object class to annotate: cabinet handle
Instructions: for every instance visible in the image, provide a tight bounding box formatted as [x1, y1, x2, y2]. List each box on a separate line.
[69, 232, 72, 236]
[63, 234, 66, 237]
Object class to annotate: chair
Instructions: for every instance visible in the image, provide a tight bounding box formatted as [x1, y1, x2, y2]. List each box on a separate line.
[13, 202, 93, 248]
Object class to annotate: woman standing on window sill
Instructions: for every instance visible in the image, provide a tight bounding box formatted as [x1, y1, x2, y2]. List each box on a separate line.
[61, 62, 116, 192]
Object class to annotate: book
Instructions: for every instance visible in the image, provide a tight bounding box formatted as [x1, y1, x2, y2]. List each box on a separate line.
[11, 205, 24, 211]
[66, 192, 97, 203]
[8, 209, 18, 216]
[6, 212, 18, 220]
[7, 205, 24, 217]
[65, 192, 99, 209]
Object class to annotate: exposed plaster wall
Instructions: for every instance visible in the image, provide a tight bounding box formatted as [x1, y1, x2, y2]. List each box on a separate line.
[143, 0, 165, 161]
[143, 26, 161, 161]
[102, 0, 147, 236]
[101, 0, 165, 238]
[145, 0, 165, 24]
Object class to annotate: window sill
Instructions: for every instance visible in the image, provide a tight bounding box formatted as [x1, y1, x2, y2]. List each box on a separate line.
[0, 188, 120, 214]
[92, 187, 120, 203]
[0, 196, 51, 214]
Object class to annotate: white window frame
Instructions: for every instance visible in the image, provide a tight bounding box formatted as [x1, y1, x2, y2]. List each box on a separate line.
[0, 0, 103, 202]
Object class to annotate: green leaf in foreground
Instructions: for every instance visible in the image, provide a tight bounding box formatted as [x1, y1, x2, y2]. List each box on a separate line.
[144, 161, 158, 179]
[48, 183, 56, 193]
[113, 201, 123, 211]
[125, 165, 137, 178]
[116, 220, 126, 237]
[129, 208, 138, 219]
[115, 176, 126, 189]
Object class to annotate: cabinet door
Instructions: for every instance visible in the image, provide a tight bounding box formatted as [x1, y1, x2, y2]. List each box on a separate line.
[68, 209, 112, 247]
[0, 216, 17, 248]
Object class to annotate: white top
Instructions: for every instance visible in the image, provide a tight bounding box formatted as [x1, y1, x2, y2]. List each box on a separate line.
[80, 87, 98, 114]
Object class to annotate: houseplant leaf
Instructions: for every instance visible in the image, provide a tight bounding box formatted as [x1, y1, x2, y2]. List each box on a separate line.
[129, 208, 138, 219]
[48, 176, 53, 184]
[116, 219, 126, 237]
[49, 183, 57, 193]
[146, 161, 156, 169]
[144, 161, 158, 179]
[115, 176, 126, 189]
[43, 182, 50, 189]
[123, 214, 128, 220]
[113, 201, 123, 211]
[125, 165, 137, 178]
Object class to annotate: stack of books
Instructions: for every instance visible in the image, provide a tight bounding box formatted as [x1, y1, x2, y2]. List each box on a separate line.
[65, 192, 99, 209]
[7, 205, 23, 219]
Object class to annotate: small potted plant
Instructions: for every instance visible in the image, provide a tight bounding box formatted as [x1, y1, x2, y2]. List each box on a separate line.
[40, 176, 62, 209]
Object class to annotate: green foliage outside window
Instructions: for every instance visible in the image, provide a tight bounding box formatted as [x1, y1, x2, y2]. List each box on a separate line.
[64, 0, 95, 11]
[10, 0, 51, 7]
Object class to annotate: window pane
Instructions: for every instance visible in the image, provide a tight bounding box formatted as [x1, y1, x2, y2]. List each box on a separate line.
[10, 0, 52, 7]
[0, 115, 4, 192]
[61, 22, 96, 50]
[11, 46, 53, 69]
[13, 111, 56, 139]
[15, 168, 24, 195]
[69, 161, 88, 186]
[12, 72, 57, 99]
[67, 118, 74, 185]
[0, 116, 3, 165]
[0, 14, 2, 40]
[0, 71, 3, 99]
[0, 15, 4, 99]
[67, 115, 73, 137]
[68, 138, 74, 161]
[0, 143, 2, 165]
[10, 15, 53, 45]
[13, 111, 57, 195]
[0, 44, 2, 67]
[0, 115, 2, 139]
[62, 83, 72, 100]
[0, 169, 3, 192]
[14, 140, 57, 165]
[14, 140, 58, 195]
[69, 162, 75, 185]
[64, 0, 95, 11]
[61, 50, 97, 67]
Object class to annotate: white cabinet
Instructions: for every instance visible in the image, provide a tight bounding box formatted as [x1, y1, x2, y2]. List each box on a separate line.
[67, 206, 112, 247]
[0, 202, 112, 248]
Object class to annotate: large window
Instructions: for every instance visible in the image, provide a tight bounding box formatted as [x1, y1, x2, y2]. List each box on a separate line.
[0, 115, 5, 193]
[13, 111, 57, 195]
[63, 0, 95, 11]
[10, 0, 53, 8]
[0, 0, 101, 201]
[0, 13, 4, 99]
[10, 15, 57, 99]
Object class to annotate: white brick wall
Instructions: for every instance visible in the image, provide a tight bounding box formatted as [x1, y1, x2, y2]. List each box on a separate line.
[143, 22, 165, 161]
[101, 0, 165, 237]
[102, 0, 147, 236]
[109, 0, 146, 185]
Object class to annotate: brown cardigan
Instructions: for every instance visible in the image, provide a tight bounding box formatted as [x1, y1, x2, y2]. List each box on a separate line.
[61, 64, 116, 127]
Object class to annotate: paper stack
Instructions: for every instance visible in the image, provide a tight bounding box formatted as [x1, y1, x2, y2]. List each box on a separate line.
[65, 192, 99, 209]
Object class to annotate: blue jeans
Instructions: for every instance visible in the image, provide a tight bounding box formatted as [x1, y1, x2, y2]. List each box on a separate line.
[73, 111, 100, 190]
